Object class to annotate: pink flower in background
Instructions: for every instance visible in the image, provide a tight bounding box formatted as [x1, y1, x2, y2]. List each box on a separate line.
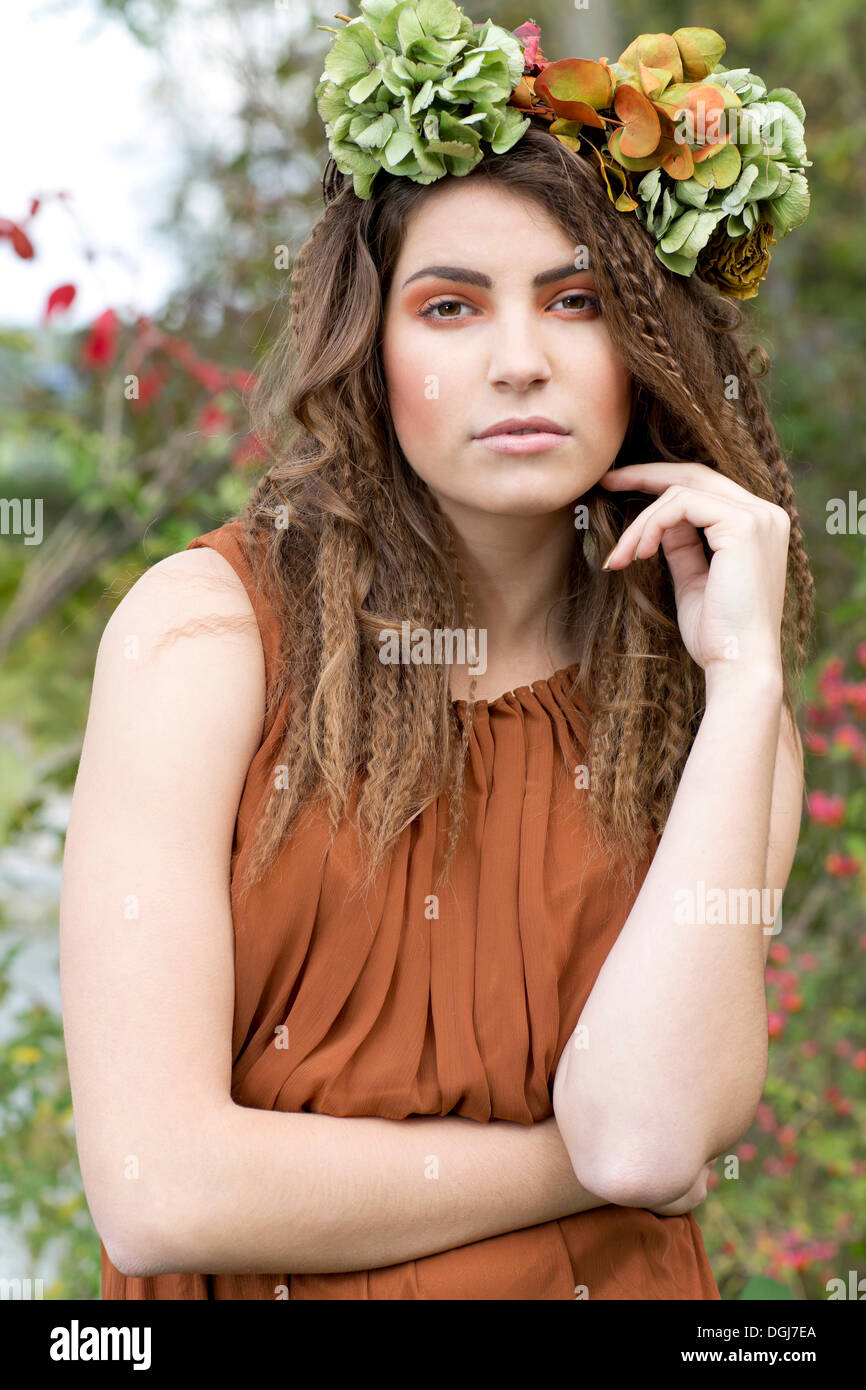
[807, 790, 846, 826]
[833, 723, 865, 761]
[843, 681, 866, 716]
[805, 702, 832, 728]
[817, 658, 845, 710]
[756, 1102, 778, 1132]
[513, 20, 548, 71]
[804, 731, 829, 754]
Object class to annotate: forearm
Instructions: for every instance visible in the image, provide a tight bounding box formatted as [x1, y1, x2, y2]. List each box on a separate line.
[119, 1103, 609, 1277]
[555, 664, 783, 1198]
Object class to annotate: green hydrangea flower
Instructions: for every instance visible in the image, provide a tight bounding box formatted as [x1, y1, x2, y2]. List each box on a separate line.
[315, 0, 529, 198]
[633, 62, 812, 279]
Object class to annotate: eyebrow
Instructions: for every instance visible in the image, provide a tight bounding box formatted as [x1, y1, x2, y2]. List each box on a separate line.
[400, 262, 594, 291]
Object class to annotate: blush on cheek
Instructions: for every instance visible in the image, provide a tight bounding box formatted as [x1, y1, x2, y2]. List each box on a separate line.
[388, 358, 447, 436]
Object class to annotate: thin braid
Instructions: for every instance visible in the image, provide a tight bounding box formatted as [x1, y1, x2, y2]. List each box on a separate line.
[288, 215, 327, 360]
[738, 374, 815, 674]
[432, 509, 477, 898]
[709, 320, 816, 681]
[597, 233, 719, 457]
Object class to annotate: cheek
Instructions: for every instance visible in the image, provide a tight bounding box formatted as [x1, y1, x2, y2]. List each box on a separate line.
[383, 322, 461, 445]
[587, 345, 632, 426]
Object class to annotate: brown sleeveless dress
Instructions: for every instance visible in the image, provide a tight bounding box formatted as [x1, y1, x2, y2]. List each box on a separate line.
[100, 518, 720, 1300]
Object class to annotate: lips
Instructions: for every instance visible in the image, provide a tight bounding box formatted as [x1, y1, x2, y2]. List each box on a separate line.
[475, 415, 568, 439]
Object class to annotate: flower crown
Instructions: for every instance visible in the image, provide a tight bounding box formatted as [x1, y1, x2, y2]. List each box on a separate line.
[315, 2, 811, 299]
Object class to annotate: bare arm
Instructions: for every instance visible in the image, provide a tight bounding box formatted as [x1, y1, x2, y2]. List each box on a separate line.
[136, 1106, 605, 1277]
[553, 661, 804, 1208]
[60, 547, 608, 1280]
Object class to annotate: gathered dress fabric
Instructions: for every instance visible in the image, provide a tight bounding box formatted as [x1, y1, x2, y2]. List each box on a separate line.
[100, 517, 720, 1300]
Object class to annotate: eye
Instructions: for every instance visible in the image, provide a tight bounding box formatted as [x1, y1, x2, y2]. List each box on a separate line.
[550, 291, 601, 315]
[416, 291, 601, 323]
[417, 297, 473, 321]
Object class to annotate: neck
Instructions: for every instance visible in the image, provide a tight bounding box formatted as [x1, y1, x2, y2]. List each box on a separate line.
[433, 495, 585, 689]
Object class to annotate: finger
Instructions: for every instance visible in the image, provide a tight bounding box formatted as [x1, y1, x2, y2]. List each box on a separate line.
[603, 487, 755, 569]
[657, 521, 710, 597]
[599, 462, 765, 510]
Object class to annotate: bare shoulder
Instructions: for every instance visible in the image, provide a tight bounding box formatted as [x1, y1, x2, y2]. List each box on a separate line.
[92, 542, 267, 777]
[106, 543, 259, 637]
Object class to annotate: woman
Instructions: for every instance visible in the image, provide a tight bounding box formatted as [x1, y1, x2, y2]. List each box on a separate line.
[60, 17, 811, 1299]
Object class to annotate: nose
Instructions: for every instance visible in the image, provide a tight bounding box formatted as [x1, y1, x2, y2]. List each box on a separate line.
[486, 306, 553, 391]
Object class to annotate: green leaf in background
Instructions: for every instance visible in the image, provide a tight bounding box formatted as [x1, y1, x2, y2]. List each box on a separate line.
[737, 1275, 795, 1299]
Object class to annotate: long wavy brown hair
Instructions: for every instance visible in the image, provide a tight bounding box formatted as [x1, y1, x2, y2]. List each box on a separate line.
[227, 119, 814, 906]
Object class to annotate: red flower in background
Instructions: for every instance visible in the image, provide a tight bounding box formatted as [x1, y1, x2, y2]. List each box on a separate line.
[197, 401, 233, 436]
[44, 283, 76, 321]
[231, 431, 267, 469]
[81, 308, 119, 369]
[825, 852, 860, 878]
[0, 218, 35, 259]
[228, 368, 257, 394]
[188, 360, 227, 393]
[129, 367, 169, 410]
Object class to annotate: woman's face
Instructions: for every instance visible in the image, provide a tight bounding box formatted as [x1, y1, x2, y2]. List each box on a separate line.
[381, 180, 633, 520]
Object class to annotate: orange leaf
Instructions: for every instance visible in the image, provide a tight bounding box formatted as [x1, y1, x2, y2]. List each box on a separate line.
[613, 84, 661, 158]
[534, 58, 612, 122]
[660, 138, 694, 179]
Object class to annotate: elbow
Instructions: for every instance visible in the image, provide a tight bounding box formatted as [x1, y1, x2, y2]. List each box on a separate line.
[576, 1154, 703, 1210]
[555, 1100, 706, 1208]
[93, 1169, 199, 1280]
[102, 1218, 178, 1280]
[569, 1145, 706, 1212]
[87, 1106, 230, 1279]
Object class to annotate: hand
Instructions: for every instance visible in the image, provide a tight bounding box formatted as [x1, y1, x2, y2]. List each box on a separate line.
[598, 462, 790, 678]
[644, 1158, 718, 1217]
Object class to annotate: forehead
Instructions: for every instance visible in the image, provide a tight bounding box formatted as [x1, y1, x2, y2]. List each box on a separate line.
[394, 181, 580, 272]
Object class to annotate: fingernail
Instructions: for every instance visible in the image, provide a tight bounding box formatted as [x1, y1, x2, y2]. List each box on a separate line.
[601, 545, 617, 571]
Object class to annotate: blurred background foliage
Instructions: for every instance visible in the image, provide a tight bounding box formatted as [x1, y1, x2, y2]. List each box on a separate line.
[1, 0, 863, 1300]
